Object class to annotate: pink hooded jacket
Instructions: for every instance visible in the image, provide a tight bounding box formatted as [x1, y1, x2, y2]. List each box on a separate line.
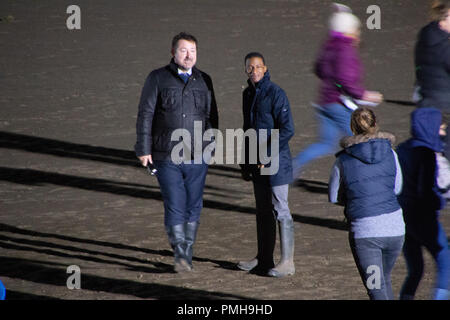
[315, 31, 366, 106]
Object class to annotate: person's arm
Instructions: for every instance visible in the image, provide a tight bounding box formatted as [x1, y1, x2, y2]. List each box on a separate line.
[273, 90, 295, 148]
[256, 89, 295, 175]
[392, 150, 403, 195]
[417, 149, 445, 211]
[436, 152, 450, 191]
[334, 47, 383, 103]
[333, 46, 365, 100]
[135, 71, 159, 166]
[444, 39, 450, 73]
[329, 159, 344, 205]
[202, 72, 219, 130]
[240, 89, 252, 178]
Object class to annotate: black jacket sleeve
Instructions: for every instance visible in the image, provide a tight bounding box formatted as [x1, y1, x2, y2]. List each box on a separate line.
[201, 72, 219, 130]
[135, 71, 159, 157]
[273, 89, 295, 148]
[417, 148, 446, 211]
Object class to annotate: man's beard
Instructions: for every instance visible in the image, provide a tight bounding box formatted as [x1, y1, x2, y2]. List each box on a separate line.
[179, 59, 194, 71]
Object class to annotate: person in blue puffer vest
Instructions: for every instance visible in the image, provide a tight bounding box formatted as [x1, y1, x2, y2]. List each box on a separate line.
[329, 107, 405, 300]
[396, 107, 450, 300]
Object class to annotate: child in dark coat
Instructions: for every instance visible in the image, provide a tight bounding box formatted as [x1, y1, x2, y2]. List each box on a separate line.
[397, 107, 449, 300]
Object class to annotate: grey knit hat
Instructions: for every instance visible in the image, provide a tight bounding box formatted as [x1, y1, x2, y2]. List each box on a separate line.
[329, 3, 361, 34]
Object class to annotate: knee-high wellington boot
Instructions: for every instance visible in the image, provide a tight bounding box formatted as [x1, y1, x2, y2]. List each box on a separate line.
[185, 221, 199, 269]
[268, 218, 295, 277]
[237, 213, 276, 274]
[166, 224, 191, 273]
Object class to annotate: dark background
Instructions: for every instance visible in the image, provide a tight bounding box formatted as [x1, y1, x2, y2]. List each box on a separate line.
[0, 0, 447, 300]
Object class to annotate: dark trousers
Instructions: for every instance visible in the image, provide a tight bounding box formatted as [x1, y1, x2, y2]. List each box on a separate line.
[400, 218, 450, 297]
[251, 182, 292, 268]
[154, 160, 208, 227]
[349, 234, 405, 300]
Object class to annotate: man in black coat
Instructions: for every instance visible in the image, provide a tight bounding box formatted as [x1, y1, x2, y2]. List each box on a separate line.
[135, 32, 218, 272]
[415, 1, 450, 157]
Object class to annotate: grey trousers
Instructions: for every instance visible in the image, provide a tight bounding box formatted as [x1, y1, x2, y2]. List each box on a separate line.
[253, 182, 292, 221]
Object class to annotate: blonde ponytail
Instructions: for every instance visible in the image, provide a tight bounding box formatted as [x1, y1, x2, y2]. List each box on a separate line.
[350, 108, 379, 136]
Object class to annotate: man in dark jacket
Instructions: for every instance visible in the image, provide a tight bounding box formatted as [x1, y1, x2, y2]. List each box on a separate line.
[135, 32, 218, 273]
[415, 1, 450, 157]
[237, 52, 296, 277]
[397, 107, 449, 300]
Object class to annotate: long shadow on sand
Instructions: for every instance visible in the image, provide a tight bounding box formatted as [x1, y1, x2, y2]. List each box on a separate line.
[0, 130, 348, 297]
[0, 167, 348, 232]
[0, 131, 242, 179]
[295, 179, 328, 194]
[384, 99, 416, 107]
[0, 256, 251, 300]
[4, 290, 61, 300]
[0, 223, 238, 273]
[0, 234, 173, 274]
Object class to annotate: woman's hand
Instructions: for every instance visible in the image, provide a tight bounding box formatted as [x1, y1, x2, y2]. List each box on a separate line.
[362, 90, 384, 103]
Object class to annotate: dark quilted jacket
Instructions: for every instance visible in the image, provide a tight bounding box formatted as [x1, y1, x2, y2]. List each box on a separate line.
[135, 59, 218, 161]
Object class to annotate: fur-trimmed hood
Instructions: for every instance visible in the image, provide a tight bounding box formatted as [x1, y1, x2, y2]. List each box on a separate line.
[339, 131, 396, 164]
[340, 131, 395, 148]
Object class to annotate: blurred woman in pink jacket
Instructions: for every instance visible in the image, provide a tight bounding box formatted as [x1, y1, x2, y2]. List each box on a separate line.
[292, 4, 383, 179]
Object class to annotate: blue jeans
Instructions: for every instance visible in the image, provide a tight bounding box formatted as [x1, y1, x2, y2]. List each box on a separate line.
[153, 160, 208, 227]
[349, 234, 405, 300]
[292, 103, 353, 178]
[400, 219, 450, 299]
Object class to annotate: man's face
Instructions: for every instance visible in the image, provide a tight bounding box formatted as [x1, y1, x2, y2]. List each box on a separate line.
[245, 57, 267, 84]
[172, 39, 197, 71]
[439, 9, 450, 33]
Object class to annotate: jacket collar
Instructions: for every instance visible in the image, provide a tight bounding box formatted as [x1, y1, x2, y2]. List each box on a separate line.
[169, 58, 200, 78]
[339, 131, 396, 164]
[421, 21, 450, 47]
[340, 131, 395, 149]
[247, 70, 271, 91]
[329, 31, 356, 43]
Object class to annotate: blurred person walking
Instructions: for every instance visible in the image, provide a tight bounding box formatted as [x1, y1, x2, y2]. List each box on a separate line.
[414, 0, 450, 159]
[292, 3, 383, 180]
